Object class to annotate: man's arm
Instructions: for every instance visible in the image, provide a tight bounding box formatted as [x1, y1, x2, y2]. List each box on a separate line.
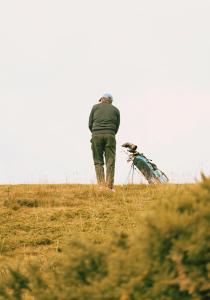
[88, 106, 95, 132]
[115, 109, 120, 134]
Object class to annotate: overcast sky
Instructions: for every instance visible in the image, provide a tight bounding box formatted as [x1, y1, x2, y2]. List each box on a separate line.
[0, 0, 210, 184]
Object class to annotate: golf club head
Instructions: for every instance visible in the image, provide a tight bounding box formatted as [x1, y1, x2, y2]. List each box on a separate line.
[122, 143, 138, 152]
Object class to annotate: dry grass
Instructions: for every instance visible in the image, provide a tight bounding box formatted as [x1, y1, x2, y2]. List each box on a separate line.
[1, 182, 209, 300]
[0, 183, 186, 271]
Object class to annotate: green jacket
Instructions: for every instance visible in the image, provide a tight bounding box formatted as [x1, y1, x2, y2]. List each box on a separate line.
[89, 103, 120, 135]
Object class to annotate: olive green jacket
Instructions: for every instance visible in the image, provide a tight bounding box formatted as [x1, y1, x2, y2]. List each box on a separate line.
[89, 103, 120, 135]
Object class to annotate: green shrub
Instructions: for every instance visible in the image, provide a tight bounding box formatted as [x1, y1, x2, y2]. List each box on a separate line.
[1, 178, 210, 300]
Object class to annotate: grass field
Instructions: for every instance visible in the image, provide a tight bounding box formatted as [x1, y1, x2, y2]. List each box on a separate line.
[0, 184, 170, 267]
[0, 181, 209, 299]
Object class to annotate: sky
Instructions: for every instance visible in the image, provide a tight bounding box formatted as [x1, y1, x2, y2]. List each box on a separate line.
[0, 0, 210, 184]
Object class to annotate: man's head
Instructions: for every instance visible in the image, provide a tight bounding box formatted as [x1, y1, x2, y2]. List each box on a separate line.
[99, 93, 113, 104]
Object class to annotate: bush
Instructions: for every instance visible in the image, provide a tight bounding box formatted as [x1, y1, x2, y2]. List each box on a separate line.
[1, 177, 210, 300]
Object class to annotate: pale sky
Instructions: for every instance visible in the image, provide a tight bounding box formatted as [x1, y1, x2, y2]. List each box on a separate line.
[0, 0, 210, 184]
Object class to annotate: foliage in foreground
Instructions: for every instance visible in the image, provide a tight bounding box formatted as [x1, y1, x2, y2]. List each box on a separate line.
[0, 177, 210, 300]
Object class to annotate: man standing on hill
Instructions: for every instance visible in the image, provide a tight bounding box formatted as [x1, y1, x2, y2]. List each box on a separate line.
[89, 93, 120, 191]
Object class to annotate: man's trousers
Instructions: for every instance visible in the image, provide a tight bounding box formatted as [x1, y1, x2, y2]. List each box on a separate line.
[91, 133, 116, 189]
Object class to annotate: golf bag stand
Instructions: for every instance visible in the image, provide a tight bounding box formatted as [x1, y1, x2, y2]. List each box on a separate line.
[122, 143, 169, 184]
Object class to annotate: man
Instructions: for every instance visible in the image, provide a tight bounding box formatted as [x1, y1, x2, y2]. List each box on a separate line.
[89, 93, 120, 191]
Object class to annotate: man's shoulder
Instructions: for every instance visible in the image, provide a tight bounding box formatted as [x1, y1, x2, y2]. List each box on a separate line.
[112, 105, 120, 114]
[91, 103, 120, 113]
[92, 103, 100, 110]
[90, 104, 99, 113]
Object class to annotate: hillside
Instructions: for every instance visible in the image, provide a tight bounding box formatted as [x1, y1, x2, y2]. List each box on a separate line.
[0, 181, 209, 299]
[0, 184, 171, 266]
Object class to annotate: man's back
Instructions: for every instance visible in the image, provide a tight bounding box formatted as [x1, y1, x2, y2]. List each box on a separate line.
[89, 103, 120, 135]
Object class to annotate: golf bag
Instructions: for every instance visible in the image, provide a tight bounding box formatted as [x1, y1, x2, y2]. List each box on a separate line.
[122, 143, 169, 184]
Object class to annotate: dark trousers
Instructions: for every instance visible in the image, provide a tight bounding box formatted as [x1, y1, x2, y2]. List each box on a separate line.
[91, 134, 116, 189]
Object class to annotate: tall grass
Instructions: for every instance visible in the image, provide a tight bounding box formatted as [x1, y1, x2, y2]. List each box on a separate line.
[0, 179, 209, 299]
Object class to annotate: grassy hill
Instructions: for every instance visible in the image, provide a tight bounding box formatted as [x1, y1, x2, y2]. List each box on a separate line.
[0, 180, 209, 299]
[0, 184, 170, 267]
